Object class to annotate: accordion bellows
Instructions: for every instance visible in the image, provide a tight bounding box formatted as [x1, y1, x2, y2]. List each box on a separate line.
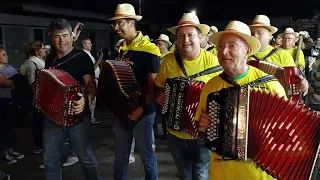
[97, 60, 142, 129]
[248, 61, 301, 102]
[35, 69, 81, 127]
[162, 77, 204, 137]
[206, 85, 320, 180]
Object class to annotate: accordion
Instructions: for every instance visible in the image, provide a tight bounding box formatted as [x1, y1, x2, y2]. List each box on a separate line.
[248, 60, 301, 102]
[34, 69, 81, 127]
[205, 85, 320, 180]
[162, 77, 204, 137]
[97, 60, 142, 129]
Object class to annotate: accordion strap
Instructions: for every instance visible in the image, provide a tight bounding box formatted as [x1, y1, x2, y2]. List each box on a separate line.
[219, 71, 278, 87]
[52, 52, 82, 69]
[250, 47, 280, 61]
[174, 52, 223, 79]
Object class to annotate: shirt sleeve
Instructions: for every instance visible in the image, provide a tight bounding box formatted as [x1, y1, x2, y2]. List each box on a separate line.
[298, 50, 305, 67]
[154, 59, 167, 88]
[147, 54, 160, 74]
[80, 53, 95, 78]
[24, 62, 37, 85]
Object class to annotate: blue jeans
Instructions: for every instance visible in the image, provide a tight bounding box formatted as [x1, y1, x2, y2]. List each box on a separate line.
[113, 112, 158, 180]
[43, 118, 99, 180]
[168, 134, 210, 180]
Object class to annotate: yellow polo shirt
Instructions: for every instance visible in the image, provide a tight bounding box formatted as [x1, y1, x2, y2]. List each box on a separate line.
[248, 45, 296, 67]
[283, 48, 305, 68]
[155, 49, 222, 140]
[207, 46, 217, 56]
[195, 66, 286, 180]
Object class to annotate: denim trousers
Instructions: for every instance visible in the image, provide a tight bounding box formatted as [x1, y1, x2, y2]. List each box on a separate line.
[168, 134, 210, 180]
[113, 112, 158, 180]
[43, 117, 99, 180]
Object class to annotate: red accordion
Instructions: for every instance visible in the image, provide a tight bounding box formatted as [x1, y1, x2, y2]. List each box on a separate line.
[248, 60, 301, 102]
[34, 69, 81, 127]
[205, 85, 320, 180]
[162, 77, 204, 137]
[97, 60, 142, 129]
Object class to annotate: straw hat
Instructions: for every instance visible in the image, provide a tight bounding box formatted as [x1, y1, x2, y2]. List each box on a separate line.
[155, 34, 172, 46]
[167, 13, 210, 35]
[108, 3, 142, 21]
[210, 20, 261, 55]
[249, 15, 278, 34]
[279, 27, 299, 41]
[209, 26, 218, 34]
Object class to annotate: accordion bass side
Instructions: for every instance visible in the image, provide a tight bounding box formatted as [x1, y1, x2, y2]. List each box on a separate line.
[205, 85, 320, 180]
[162, 77, 204, 137]
[35, 69, 81, 127]
[97, 60, 142, 129]
[248, 60, 301, 102]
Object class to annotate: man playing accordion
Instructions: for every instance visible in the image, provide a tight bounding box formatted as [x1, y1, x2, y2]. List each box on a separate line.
[196, 21, 286, 179]
[42, 19, 99, 180]
[155, 12, 222, 180]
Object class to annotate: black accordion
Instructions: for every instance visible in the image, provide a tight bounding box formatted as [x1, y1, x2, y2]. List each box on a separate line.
[162, 77, 204, 137]
[205, 85, 320, 180]
[97, 60, 143, 129]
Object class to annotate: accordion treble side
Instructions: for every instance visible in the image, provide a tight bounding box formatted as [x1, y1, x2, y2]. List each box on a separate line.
[35, 69, 81, 127]
[162, 77, 204, 138]
[97, 60, 143, 129]
[205, 85, 320, 180]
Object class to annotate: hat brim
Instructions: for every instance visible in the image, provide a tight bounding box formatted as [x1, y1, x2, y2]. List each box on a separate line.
[167, 24, 210, 35]
[209, 31, 261, 56]
[155, 39, 172, 46]
[108, 15, 142, 21]
[249, 24, 278, 34]
[279, 32, 299, 42]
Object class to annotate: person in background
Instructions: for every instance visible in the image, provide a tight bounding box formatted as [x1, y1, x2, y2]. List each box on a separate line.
[0, 48, 24, 165]
[20, 41, 47, 154]
[280, 27, 306, 70]
[154, 34, 172, 59]
[81, 38, 102, 126]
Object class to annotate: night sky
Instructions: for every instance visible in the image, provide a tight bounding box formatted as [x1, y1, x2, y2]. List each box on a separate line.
[4, 0, 320, 25]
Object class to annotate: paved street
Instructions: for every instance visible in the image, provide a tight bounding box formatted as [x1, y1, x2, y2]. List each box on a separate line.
[0, 108, 179, 180]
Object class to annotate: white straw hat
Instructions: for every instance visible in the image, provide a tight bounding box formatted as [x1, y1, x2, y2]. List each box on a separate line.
[155, 34, 172, 46]
[249, 15, 278, 34]
[210, 20, 261, 55]
[167, 13, 210, 35]
[108, 3, 142, 21]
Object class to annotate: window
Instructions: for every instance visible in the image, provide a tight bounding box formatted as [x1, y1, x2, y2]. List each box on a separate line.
[34, 29, 44, 41]
[0, 27, 3, 44]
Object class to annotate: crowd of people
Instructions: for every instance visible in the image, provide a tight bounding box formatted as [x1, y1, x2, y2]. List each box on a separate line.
[0, 2, 320, 180]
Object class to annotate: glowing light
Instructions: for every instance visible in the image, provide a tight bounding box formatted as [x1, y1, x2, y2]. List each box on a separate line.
[190, 10, 196, 15]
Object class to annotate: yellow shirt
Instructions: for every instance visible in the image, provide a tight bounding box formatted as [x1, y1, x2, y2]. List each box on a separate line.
[283, 48, 305, 68]
[248, 45, 296, 67]
[155, 49, 222, 140]
[207, 46, 217, 56]
[160, 52, 170, 59]
[195, 66, 286, 180]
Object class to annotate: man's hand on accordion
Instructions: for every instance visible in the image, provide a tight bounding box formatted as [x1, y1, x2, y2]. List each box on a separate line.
[198, 111, 210, 132]
[127, 106, 144, 121]
[72, 93, 85, 114]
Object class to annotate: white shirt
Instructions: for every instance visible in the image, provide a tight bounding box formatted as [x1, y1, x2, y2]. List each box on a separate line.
[83, 49, 100, 78]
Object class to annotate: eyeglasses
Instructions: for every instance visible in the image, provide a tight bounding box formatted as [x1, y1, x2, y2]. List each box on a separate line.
[217, 43, 246, 51]
[111, 20, 129, 28]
